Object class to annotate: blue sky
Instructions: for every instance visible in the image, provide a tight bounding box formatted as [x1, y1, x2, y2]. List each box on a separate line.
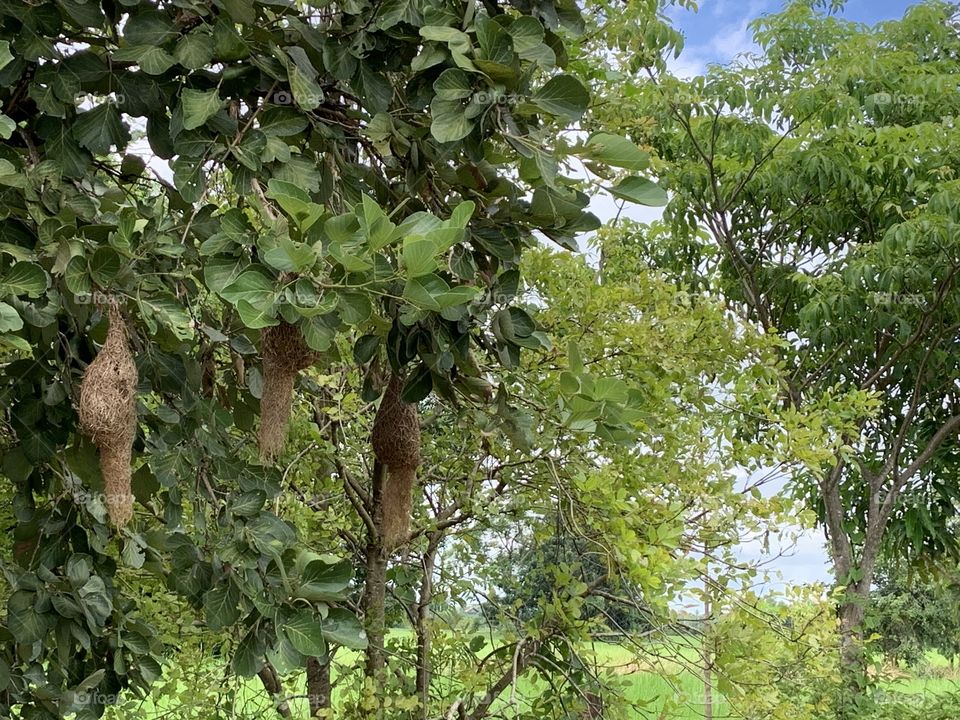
[666, 0, 916, 77]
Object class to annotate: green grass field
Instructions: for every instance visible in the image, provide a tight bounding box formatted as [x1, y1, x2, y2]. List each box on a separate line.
[103, 634, 960, 719]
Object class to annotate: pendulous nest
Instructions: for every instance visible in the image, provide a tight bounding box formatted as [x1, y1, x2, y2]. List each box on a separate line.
[78, 304, 138, 527]
[258, 321, 318, 461]
[371, 372, 421, 548]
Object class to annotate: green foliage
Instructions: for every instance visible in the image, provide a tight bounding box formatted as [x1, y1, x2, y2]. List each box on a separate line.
[591, 4, 960, 704]
[0, 0, 674, 715]
[617, 0, 960, 562]
[491, 531, 655, 632]
[709, 587, 844, 720]
[870, 562, 960, 666]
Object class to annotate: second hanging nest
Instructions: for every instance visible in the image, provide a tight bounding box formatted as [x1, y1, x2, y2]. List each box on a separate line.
[371, 371, 421, 549]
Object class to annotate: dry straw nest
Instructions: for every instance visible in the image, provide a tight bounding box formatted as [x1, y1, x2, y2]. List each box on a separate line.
[78, 304, 138, 527]
[371, 371, 421, 548]
[257, 320, 318, 461]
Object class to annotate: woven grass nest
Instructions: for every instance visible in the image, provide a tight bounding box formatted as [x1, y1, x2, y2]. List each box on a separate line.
[371, 371, 421, 549]
[257, 320, 318, 461]
[78, 304, 138, 527]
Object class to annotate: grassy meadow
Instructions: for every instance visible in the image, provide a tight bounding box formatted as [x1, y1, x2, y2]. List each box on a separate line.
[101, 631, 960, 719]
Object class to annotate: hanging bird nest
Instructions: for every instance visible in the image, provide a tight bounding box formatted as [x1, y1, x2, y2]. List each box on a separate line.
[371, 372, 421, 548]
[78, 303, 138, 527]
[258, 320, 318, 461]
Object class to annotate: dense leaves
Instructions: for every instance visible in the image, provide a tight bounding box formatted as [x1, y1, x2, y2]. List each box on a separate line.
[0, 0, 676, 718]
[0, 0, 670, 715]
[595, 0, 960, 707]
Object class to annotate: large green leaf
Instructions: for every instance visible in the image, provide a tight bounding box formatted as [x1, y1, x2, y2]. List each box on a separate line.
[262, 238, 317, 272]
[2, 263, 47, 297]
[583, 133, 650, 171]
[124, 12, 177, 45]
[171, 157, 206, 203]
[175, 33, 214, 70]
[402, 236, 438, 277]
[0, 302, 23, 332]
[220, 270, 276, 308]
[301, 315, 336, 351]
[267, 179, 324, 230]
[139, 47, 177, 75]
[73, 104, 129, 155]
[296, 559, 352, 602]
[609, 176, 668, 206]
[89, 247, 120, 286]
[431, 98, 473, 143]
[283, 610, 327, 657]
[7, 592, 47, 644]
[0, 41, 12, 71]
[203, 581, 241, 631]
[203, 257, 247, 294]
[236, 299, 279, 329]
[284, 49, 323, 111]
[531, 74, 589, 120]
[181, 89, 224, 131]
[258, 107, 310, 137]
[232, 630, 266, 678]
[360, 196, 397, 250]
[321, 608, 368, 650]
[336, 291, 372, 325]
[434, 68, 472, 100]
[403, 273, 449, 311]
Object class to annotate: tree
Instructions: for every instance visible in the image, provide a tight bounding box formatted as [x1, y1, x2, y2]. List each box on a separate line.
[491, 530, 656, 632]
[0, 0, 677, 716]
[600, 0, 960, 708]
[72, 220, 808, 719]
[301, 233, 804, 719]
[871, 561, 960, 667]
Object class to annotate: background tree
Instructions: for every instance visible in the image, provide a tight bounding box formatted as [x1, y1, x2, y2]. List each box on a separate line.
[596, 0, 960, 709]
[491, 530, 656, 632]
[871, 560, 960, 668]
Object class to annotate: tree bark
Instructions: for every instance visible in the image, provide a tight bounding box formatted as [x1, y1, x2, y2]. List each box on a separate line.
[257, 663, 292, 718]
[361, 460, 388, 715]
[415, 533, 441, 718]
[823, 455, 887, 714]
[306, 656, 332, 717]
[703, 591, 713, 720]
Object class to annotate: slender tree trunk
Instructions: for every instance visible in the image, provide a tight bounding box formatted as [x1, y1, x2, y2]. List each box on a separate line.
[822, 467, 869, 714]
[415, 533, 441, 718]
[306, 656, 332, 717]
[838, 594, 867, 674]
[361, 460, 388, 715]
[823, 458, 884, 717]
[257, 663, 292, 718]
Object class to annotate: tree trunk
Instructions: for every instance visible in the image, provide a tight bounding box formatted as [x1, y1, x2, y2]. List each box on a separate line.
[361, 460, 388, 716]
[838, 594, 866, 675]
[257, 663, 292, 718]
[306, 656, 332, 717]
[415, 534, 440, 718]
[836, 588, 870, 716]
[821, 460, 879, 714]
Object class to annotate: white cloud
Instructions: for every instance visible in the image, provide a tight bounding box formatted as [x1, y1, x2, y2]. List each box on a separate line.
[667, 0, 772, 77]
